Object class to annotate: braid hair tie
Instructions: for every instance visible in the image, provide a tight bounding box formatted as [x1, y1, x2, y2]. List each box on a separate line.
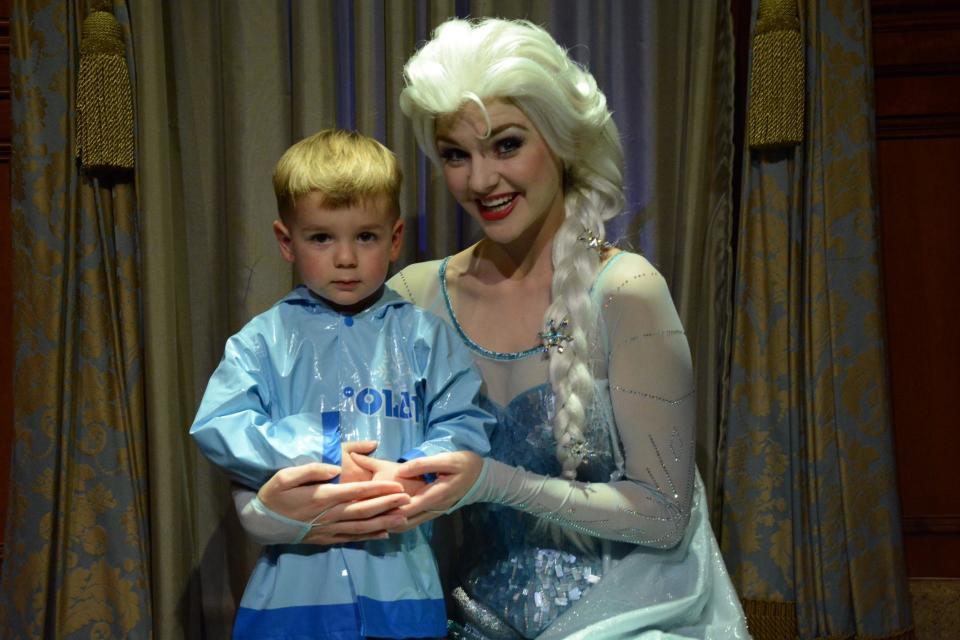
[577, 229, 614, 254]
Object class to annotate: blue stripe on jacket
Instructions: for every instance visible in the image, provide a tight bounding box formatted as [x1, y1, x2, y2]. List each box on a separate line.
[234, 597, 447, 639]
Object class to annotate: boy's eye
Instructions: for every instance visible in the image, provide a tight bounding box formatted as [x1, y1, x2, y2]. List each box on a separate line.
[495, 136, 523, 156]
[357, 231, 377, 242]
[439, 147, 468, 165]
[308, 233, 331, 243]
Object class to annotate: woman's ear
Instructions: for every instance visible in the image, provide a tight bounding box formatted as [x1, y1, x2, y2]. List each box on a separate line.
[273, 219, 295, 263]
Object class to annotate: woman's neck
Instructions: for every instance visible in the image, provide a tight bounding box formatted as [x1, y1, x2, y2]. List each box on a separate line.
[467, 205, 565, 283]
[470, 236, 552, 284]
[446, 233, 556, 356]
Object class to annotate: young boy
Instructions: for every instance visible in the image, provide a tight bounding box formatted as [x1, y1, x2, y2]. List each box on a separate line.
[190, 129, 492, 640]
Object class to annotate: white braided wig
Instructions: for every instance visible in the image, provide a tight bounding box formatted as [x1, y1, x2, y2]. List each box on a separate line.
[400, 18, 625, 479]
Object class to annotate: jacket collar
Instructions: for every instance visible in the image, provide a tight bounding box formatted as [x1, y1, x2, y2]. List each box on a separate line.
[279, 284, 409, 320]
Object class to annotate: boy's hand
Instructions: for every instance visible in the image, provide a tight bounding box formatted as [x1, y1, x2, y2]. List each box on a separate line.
[339, 441, 378, 483]
[350, 453, 427, 497]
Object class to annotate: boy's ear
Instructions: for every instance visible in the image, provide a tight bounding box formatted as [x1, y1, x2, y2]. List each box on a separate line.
[389, 218, 404, 262]
[273, 219, 295, 263]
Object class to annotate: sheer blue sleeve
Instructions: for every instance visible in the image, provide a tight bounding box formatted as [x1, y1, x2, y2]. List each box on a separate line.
[453, 254, 695, 548]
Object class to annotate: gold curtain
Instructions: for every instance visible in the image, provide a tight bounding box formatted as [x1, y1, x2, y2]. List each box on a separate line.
[0, 1, 152, 637]
[129, 1, 734, 636]
[719, 0, 914, 638]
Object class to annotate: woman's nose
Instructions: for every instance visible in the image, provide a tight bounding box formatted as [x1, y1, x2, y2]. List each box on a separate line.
[468, 156, 499, 194]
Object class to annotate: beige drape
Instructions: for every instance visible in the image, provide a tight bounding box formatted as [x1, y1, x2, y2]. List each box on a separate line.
[130, 2, 733, 636]
[634, 3, 735, 510]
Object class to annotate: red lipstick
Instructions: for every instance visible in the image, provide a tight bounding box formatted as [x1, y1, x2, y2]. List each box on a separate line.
[477, 193, 518, 221]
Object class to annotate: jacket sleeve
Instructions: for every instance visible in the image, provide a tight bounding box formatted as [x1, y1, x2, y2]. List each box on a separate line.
[189, 331, 341, 489]
[399, 317, 493, 463]
[449, 255, 695, 549]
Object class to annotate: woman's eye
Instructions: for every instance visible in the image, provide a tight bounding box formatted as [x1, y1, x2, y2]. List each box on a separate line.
[357, 232, 377, 243]
[439, 147, 468, 165]
[495, 136, 523, 156]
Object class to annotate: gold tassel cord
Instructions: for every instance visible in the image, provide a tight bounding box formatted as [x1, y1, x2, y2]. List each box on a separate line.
[77, 9, 135, 172]
[747, 0, 805, 150]
[741, 599, 797, 640]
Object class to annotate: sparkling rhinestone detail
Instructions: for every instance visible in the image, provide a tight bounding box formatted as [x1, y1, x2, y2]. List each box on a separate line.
[396, 270, 416, 304]
[611, 386, 695, 405]
[602, 271, 665, 309]
[617, 329, 686, 348]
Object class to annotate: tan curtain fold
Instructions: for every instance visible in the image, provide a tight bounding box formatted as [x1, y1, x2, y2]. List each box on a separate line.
[131, 2, 210, 637]
[631, 2, 736, 508]
[291, 0, 338, 138]
[132, 1, 293, 636]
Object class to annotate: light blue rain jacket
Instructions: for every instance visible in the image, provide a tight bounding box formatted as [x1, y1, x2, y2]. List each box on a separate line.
[190, 285, 493, 640]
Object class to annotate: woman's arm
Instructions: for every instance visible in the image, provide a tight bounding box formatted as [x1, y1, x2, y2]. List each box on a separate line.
[233, 456, 412, 545]
[396, 255, 696, 549]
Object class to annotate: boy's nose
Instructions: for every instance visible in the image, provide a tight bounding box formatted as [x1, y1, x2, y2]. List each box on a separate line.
[334, 243, 358, 267]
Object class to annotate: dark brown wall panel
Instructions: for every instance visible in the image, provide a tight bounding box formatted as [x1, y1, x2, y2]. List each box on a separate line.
[878, 134, 960, 496]
[873, 8, 960, 70]
[873, 0, 960, 579]
[0, 0, 10, 565]
[903, 533, 960, 578]
[875, 76, 960, 117]
[0, 157, 8, 564]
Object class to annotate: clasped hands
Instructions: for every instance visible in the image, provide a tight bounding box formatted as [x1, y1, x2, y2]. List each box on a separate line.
[255, 440, 482, 546]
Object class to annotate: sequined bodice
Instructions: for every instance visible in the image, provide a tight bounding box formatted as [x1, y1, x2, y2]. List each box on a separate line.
[458, 382, 622, 637]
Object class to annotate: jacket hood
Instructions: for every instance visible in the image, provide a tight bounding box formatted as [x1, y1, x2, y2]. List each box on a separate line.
[278, 284, 409, 320]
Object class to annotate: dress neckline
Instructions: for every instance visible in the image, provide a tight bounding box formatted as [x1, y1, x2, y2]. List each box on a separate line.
[438, 252, 625, 361]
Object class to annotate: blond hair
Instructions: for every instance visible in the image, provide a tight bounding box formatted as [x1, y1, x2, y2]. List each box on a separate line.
[273, 129, 402, 219]
[401, 19, 625, 480]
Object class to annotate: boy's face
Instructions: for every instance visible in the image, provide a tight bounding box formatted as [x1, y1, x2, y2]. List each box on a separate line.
[274, 192, 403, 312]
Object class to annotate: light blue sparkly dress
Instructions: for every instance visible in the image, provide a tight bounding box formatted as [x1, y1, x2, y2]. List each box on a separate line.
[389, 252, 750, 640]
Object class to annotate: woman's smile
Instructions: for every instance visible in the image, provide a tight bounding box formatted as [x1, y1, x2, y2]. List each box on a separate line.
[477, 192, 519, 221]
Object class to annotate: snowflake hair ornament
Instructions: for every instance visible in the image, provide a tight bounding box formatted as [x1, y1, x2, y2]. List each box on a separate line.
[539, 318, 574, 354]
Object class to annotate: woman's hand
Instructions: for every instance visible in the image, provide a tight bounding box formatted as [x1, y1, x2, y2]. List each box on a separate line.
[339, 440, 376, 483]
[386, 451, 484, 531]
[255, 443, 413, 545]
[350, 453, 427, 497]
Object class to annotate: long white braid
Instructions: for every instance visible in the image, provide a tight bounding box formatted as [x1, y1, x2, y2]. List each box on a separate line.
[400, 18, 625, 479]
[545, 128, 623, 478]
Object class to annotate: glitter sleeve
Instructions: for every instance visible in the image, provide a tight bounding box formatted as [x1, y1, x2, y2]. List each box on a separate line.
[455, 253, 696, 548]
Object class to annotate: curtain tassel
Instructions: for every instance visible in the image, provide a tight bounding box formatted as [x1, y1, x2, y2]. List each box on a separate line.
[747, 0, 804, 150]
[77, 4, 135, 172]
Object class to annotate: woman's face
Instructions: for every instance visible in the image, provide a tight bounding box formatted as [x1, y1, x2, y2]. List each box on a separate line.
[435, 101, 565, 247]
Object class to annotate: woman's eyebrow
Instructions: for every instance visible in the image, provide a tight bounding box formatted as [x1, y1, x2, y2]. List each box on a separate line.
[489, 122, 528, 136]
[435, 122, 528, 146]
[435, 134, 459, 146]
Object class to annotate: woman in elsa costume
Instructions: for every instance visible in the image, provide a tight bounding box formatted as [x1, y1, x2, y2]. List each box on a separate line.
[235, 18, 750, 640]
